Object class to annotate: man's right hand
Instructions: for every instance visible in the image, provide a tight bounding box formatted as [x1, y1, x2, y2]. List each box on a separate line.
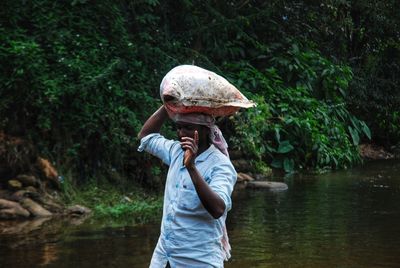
[137, 105, 169, 139]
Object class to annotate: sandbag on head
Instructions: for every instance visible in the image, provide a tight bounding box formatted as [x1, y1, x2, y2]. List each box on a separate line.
[160, 65, 255, 117]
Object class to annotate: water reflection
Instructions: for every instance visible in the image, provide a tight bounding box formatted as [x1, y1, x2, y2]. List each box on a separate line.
[225, 160, 400, 268]
[40, 243, 59, 266]
[0, 217, 52, 236]
[0, 215, 90, 267]
[0, 160, 400, 268]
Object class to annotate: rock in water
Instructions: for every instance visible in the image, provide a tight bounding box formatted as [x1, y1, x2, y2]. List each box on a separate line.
[8, 179, 22, 190]
[16, 174, 39, 187]
[19, 198, 52, 217]
[66, 205, 92, 216]
[237, 172, 254, 183]
[0, 198, 30, 219]
[246, 181, 288, 191]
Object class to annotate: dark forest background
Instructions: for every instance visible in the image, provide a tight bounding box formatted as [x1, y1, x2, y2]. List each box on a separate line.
[1, 0, 399, 186]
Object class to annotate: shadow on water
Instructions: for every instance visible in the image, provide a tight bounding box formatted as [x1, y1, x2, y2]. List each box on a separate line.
[1, 159, 400, 267]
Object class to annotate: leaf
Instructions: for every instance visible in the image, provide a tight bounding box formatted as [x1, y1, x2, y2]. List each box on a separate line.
[271, 159, 282, 169]
[145, 0, 160, 6]
[275, 128, 281, 143]
[283, 158, 294, 173]
[332, 156, 338, 167]
[348, 126, 360, 145]
[349, 116, 360, 132]
[251, 79, 257, 89]
[338, 88, 346, 97]
[361, 122, 372, 140]
[325, 154, 330, 164]
[278, 140, 294, 154]
[292, 44, 299, 53]
[266, 145, 276, 153]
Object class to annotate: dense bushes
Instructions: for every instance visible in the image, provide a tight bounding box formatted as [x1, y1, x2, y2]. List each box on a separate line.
[0, 0, 397, 183]
[348, 43, 400, 146]
[0, 1, 161, 181]
[225, 45, 370, 172]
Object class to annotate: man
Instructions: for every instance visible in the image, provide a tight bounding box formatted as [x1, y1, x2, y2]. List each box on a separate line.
[138, 105, 237, 268]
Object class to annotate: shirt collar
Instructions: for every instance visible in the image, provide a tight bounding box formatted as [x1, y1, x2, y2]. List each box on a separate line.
[195, 144, 217, 163]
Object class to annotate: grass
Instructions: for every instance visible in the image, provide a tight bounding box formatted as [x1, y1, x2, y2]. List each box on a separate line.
[60, 174, 163, 226]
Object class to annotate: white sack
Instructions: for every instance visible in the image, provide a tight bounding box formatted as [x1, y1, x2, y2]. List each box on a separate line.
[160, 65, 255, 117]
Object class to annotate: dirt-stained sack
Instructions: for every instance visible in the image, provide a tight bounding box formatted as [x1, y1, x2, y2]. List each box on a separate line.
[160, 65, 255, 117]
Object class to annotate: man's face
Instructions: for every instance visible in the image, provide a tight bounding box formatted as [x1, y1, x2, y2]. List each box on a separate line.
[175, 122, 208, 145]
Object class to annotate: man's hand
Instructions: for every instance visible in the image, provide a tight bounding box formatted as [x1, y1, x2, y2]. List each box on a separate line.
[137, 105, 169, 140]
[181, 130, 199, 168]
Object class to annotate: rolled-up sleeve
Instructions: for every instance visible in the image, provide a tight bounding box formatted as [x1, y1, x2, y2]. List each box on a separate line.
[138, 133, 179, 166]
[209, 160, 237, 212]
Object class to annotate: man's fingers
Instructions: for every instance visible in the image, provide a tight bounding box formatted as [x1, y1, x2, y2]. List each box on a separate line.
[181, 144, 196, 152]
[181, 140, 196, 146]
[181, 137, 194, 142]
[180, 139, 198, 148]
[194, 130, 199, 144]
[181, 141, 197, 150]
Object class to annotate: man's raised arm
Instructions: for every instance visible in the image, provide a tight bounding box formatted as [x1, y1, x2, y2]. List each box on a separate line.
[137, 105, 169, 140]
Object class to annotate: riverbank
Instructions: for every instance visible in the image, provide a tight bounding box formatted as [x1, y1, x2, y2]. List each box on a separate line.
[359, 143, 396, 160]
[62, 179, 162, 225]
[1, 140, 396, 227]
[0, 130, 162, 225]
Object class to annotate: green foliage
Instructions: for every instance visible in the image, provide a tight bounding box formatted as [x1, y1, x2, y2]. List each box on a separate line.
[95, 201, 161, 223]
[348, 42, 400, 145]
[226, 52, 369, 172]
[269, 42, 353, 102]
[270, 0, 400, 147]
[0, 0, 397, 179]
[229, 95, 271, 161]
[0, 1, 163, 181]
[62, 177, 162, 224]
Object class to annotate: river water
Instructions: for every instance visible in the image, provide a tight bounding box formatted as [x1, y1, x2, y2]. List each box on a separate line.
[1, 160, 400, 267]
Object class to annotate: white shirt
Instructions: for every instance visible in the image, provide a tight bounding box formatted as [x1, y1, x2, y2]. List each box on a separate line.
[138, 133, 237, 267]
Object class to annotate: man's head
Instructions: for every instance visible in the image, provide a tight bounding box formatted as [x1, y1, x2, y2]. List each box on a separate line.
[175, 121, 210, 148]
[171, 112, 229, 157]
